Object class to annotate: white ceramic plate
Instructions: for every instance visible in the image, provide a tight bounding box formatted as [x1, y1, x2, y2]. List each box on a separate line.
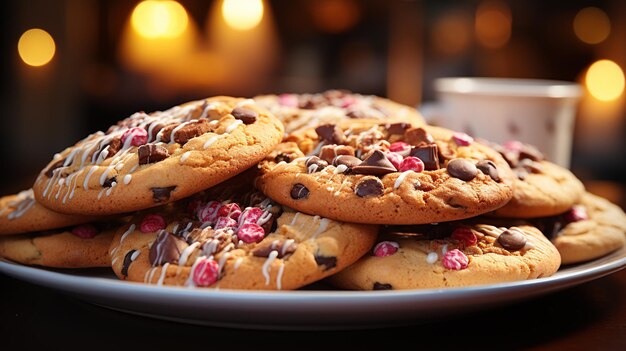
[2, 246, 625, 330]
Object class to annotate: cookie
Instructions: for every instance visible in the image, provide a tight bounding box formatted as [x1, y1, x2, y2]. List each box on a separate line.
[255, 90, 425, 134]
[257, 122, 515, 224]
[0, 222, 118, 268]
[533, 192, 626, 264]
[108, 178, 378, 290]
[329, 220, 561, 290]
[0, 189, 95, 235]
[32, 96, 283, 215]
[487, 141, 585, 218]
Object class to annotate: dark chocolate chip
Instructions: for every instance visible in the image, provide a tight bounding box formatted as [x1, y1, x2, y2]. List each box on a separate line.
[497, 229, 527, 251]
[44, 158, 66, 177]
[352, 150, 397, 176]
[253, 240, 297, 258]
[314, 254, 337, 271]
[355, 177, 384, 197]
[476, 160, 500, 182]
[290, 183, 309, 200]
[447, 158, 478, 181]
[384, 122, 410, 135]
[405, 127, 435, 146]
[121, 249, 137, 276]
[151, 186, 176, 203]
[333, 155, 362, 170]
[231, 107, 258, 124]
[315, 124, 344, 144]
[105, 138, 122, 159]
[410, 145, 440, 170]
[275, 153, 292, 163]
[305, 156, 328, 173]
[346, 110, 366, 119]
[138, 144, 170, 165]
[147, 122, 165, 142]
[103, 176, 117, 188]
[373, 282, 393, 290]
[173, 119, 213, 144]
[149, 231, 189, 266]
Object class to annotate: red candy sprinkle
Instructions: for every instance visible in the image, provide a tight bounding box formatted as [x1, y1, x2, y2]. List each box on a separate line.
[451, 227, 477, 246]
[373, 241, 399, 257]
[399, 156, 424, 172]
[217, 203, 242, 221]
[237, 223, 266, 243]
[442, 249, 469, 270]
[384, 152, 403, 171]
[197, 201, 222, 224]
[71, 224, 98, 239]
[452, 132, 474, 147]
[140, 214, 166, 233]
[504, 140, 523, 152]
[278, 94, 298, 107]
[389, 141, 410, 153]
[214, 216, 237, 230]
[564, 205, 588, 222]
[238, 207, 264, 227]
[121, 127, 148, 147]
[192, 258, 219, 287]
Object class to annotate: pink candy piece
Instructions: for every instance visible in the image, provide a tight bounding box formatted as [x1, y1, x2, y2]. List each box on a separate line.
[389, 142, 410, 153]
[564, 205, 588, 222]
[451, 227, 477, 246]
[341, 96, 357, 108]
[373, 241, 400, 257]
[452, 132, 474, 147]
[384, 152, 403, 171]
[214, 216, 238, 230]
[238, 207, 264, 227]
[71, 224, 98, 239]
[504, 140, 523, 152]
[121, 127, 148, 147]
[140, 214, 166, 233]
[278, 94, 299, 107]
[192, 258, 219, 287]
[399, 156, 424, 172]
[197, 201, 222, 224]
[442, 249, 469, 270]
[237, 223, 266, 243]
[217, 203, 242, 221]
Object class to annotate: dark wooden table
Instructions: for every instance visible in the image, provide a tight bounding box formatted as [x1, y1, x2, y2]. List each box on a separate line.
[1, 267, 626, 349]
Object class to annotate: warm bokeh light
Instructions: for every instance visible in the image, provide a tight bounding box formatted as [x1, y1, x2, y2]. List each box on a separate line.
[475, 0, 511, 49]
[131, 0, 188, 38]
[573, 7, 611, 45]
[431, 11, 472, 55]
[221, 0, 264, 31]
[585, 60, 625, 101]
[18, 28, 55, 67]
[310, 0, 360, 33]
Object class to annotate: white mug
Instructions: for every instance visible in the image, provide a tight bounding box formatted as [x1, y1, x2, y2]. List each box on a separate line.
[428, 77, 582, 167]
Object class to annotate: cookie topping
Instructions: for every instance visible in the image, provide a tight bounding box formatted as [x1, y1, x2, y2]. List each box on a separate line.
[399, 156, 424, 172]
[353, 150, 397, 176]
[44, 159, 67, 178]
[138, 144, 170, 165]
[140, 214, 167, 233]
[373, 241, 399, 257]
[451, 227, 477, 246]
[447, 158, 478, 181]
[231, 107, 258, 124]
[238, 207, 264, 227]
[410, 145, 440, 170]
[389, 141, 411, 154]
[452, 132, 474, 146]
[405, 127, 434, 146]
[121, 127, 148, 147]
[121, 250, 139, 276]
[214, 216, 237, 230]
[172, 119, 214, 144]
[253, 240, 297, 258]
[373, 282, 393, 290]
[442, 249, 469, 270]
[315, 124, 344, 144]
[192, 257, 219, 287]
[333, 155, 362, 170]
[564, 205, 588, 222]
[290, 183, 310, 199]
[314, 254, 337, 271]
[355, 177, 384, 197]
[103, 176, 117, 188]
[237, 223, 266, 243]
[149, 231, 189, 266]
[497, 228, 527, 251]
[305, 156, 328, 173]
[71, 224, 98, 239]
[383, 151, 403, 170]
[217, 203, 242, 220]
[476, 160, 500, 182]
[385, 122, 410, 135]
[151, 186, 176, 202]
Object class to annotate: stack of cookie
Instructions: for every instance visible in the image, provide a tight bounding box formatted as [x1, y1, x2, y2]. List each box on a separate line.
[1, 91, 625, 291]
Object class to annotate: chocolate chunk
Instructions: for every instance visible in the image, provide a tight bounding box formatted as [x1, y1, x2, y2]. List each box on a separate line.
[147, 122, 165, 141]
[519, 144, 544, 161]
[373, 282, 393, 290]
[352, 150, 397, 176]
[149, 231, 189, 266]
[151, 186, 176, 203]
[275, 153, 292, 163]
[447, 158, 478, 181]
[253, 240, 297, 258]
[231, 107, 258, 124]
[497, 228, 527, 251]
[355, 177, 384, 197]
[314, 254, 337, 271]
[173, 119, 213, 144]
[305, 156, 328, 173]
[290, 183, 309, 200]
[410, 145, 440, 170]
[519, 158, 543, 174]
[405, 127, 434, 146]
[476, 160, 500, 182]
[105, 138, 122, 158]
[315, 124, 344, 144]
[346, 110, 366, 119]
[44, 158, 66, 177]
[103, 176, 117, 188]
[332, 155, 362, 170]
[138, 144, 170, 165]
[384, 122, 410, 135]
[121, 249, 137, 276]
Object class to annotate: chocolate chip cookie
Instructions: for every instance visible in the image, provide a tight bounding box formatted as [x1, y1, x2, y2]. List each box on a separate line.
[329, 220, 561, 290]
[255, 90, 425, 134]
[257, 122, 515, 224]
[32, 97, 283, 215]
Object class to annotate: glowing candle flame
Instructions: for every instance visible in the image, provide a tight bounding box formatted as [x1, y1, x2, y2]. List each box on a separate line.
[18, 28, 55, 67]
[221, 0, 264, 31]
[131, 0, 189, 39]
[585, 60, 625, 102]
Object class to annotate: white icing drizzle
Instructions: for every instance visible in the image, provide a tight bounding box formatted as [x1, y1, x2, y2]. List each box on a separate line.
[178, 242, 201, 266]
[110, 224, 136, 257]
[123, 174, 132, 185]
[289, 212, 301, 226]
[257, 210, 273, 226]
[131, 250, 140, 260]
[217, 252, 231, 274]
[334, 164, 348, 174]
[311, 218, 330, 239]
[156, 263, 170, 285]
[281, 239, 296, 256]
[394, 170, 414, 190]
[276, 262, 285, 290]
[180, 151, 191, 163]
[307, 164, 319, 173]
[426, 252, 438, 264]
[146, 266, 158, 284]
[233, 257, 244, 271]
[82, 166, 97, 190]
[236, 98, 255, 107]
[226, 119, 243, 133]
[6, 190, 35, 220]
[203, 135, 220, 149]
[184, 255, 205, 287]
[111, 257, 119, 265]
[97, 188, 106, 200]
[441, 244, 449, 255]
[262, 250, 279, 285]
[334, 179, 349, 196]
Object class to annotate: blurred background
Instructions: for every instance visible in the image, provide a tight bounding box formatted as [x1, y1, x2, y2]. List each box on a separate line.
[1, 0, 625, 201]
